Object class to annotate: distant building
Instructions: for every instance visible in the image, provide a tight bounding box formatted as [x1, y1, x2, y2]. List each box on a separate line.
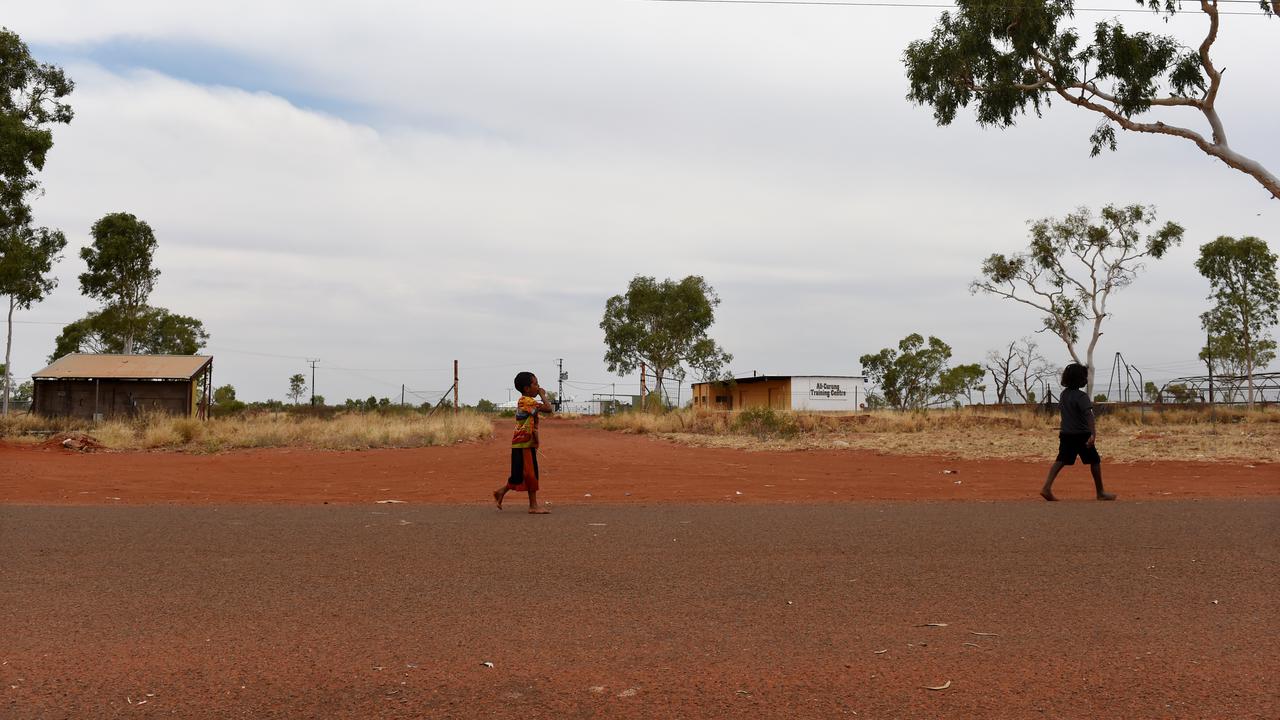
[690, 374, 867, 412]
[31, 354, 214, 420]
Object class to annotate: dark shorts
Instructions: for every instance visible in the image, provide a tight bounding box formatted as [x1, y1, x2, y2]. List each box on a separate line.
[1056, 432, 1101, 465]
[507, 447, 540, 492]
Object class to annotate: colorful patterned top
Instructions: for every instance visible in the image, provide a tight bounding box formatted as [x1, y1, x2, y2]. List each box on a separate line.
[511, 395, 540, 449]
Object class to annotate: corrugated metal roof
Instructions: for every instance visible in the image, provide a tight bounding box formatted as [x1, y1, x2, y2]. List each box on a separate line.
[33, 354, 212, 380]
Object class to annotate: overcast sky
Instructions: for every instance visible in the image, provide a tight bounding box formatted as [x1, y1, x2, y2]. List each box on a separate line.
[5, 1, 1278, 404]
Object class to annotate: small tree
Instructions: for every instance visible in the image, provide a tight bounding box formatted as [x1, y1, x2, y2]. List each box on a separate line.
[984, 342, 1018, 404]
[287, 374, 307, 404]
[1, 221, 66, 414]
[601, 275, 732, 405]
[1164, 383, 1198, 404]
[936, 363, 986, 406]
[1143, 381, 1161, 404]
[904, 1, 1279, 198]
[859, 333, 962, 410]
[985, 336, 1053, 405]
[212, 384, 246, 414]
[971, 204, 1182, 397]
[213, 384, 237, 406]
[475, 398, 497, 413]
[1011, 338, 1054, 404]
[1195, 236, 1279, 408]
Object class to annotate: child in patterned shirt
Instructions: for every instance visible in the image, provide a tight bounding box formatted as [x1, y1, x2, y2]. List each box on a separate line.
[494, 371, 554, 513]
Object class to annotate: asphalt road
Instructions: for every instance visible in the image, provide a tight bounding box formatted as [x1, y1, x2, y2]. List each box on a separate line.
[2, 500, 1277, 719]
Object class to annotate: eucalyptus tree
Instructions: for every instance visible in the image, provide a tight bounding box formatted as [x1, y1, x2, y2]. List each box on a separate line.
[1196, 236, 1279, 406]
[601, 275, 732, 406]
[971, 204, 1183, 396]
[78, 212, 161, 355]
[0, 28, 74, 228]
[905, 0, 1278, 198]
[860, 333, 967, 410]
[0, 222, 66, 414]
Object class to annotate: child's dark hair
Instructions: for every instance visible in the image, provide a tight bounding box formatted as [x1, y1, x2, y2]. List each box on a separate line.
[514, 371, 535, 393]
[1061, 363, 1089, 389]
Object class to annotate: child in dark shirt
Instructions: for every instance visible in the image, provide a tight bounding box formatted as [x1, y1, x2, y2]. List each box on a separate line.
[1041, 363, 1116, 502]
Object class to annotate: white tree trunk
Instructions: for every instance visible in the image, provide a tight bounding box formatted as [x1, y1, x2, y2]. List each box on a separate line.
[3, 297, 14, 415]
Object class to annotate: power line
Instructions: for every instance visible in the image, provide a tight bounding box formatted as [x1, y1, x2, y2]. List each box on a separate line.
[644, 0, 1272, 15]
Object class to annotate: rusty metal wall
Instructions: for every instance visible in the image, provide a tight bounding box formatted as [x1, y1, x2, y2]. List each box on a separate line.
[33, 379, 194, 420]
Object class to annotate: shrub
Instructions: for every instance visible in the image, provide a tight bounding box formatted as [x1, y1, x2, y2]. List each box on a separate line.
[732, 406, 799, 439]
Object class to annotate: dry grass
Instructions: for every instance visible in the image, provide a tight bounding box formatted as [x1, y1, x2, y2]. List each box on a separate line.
[0, 410, 493, 452]
[598, 406, 1280, 463]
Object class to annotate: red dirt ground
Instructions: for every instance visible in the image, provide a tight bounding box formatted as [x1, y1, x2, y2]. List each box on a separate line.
[1, 418, 1275, 505]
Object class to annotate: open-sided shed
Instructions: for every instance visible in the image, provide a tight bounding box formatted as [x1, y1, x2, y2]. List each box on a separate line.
[31, 354, 213, 420]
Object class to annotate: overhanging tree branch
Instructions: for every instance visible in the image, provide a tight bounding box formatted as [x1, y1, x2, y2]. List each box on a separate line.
[905, 0, 1280, 198]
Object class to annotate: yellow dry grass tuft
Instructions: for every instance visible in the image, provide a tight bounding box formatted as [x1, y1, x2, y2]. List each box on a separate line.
[0, 410, 493, 452]
[597, 406, 1280, 463]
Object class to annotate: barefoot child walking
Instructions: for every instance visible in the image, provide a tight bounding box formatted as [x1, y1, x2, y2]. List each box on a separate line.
[494, 371, 554, 514]
[1041, 363, 1116, 502]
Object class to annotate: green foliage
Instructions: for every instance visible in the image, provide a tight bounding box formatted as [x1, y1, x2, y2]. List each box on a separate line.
[859, 333, 965, 410]
[475, 398, 497, 413]
[1164, 383, 1198, 404]
[78, 212, 160, 354]
[0, 363, 32, 404]
[213, 384, 237, 405]
[212, 385, 246, 415]
[50, 306, 208, 361]
[732, 406, 799, 440]
[1094, 393, 1108, 403]
[601, 275, 732, 397]
[1143, 381, 1161, 403]
[1195, 237, 1279, 391]
[1, 220, 66, 410]
[936, 363, 986, 405]
[0, 223, 66, 309]
[0, 28, 74, 228]
[54, 211, 209, 360]
[903, 0, 1276, 195]
[972, 205, 1182, 394]
[287, 374, 307, 404]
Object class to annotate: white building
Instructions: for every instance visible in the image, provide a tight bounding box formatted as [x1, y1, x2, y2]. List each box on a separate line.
[690, 374, 868, 412]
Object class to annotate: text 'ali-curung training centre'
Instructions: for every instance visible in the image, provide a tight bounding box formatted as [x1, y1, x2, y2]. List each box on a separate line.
[690, 374, 868, 412]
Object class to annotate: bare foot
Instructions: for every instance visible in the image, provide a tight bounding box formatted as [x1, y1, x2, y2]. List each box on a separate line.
[1040, 489, 1058, 502]
[493, 489, 504, 510]
[1096, 492, 1117, 501]
[528, 507, 550, 514]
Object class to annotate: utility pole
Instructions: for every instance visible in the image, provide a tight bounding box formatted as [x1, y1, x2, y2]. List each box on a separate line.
[401, 384, 405, 407]
[556, 358, 566, 412]
[453, 360, 459, 415]
[307, 359, 320, 406]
